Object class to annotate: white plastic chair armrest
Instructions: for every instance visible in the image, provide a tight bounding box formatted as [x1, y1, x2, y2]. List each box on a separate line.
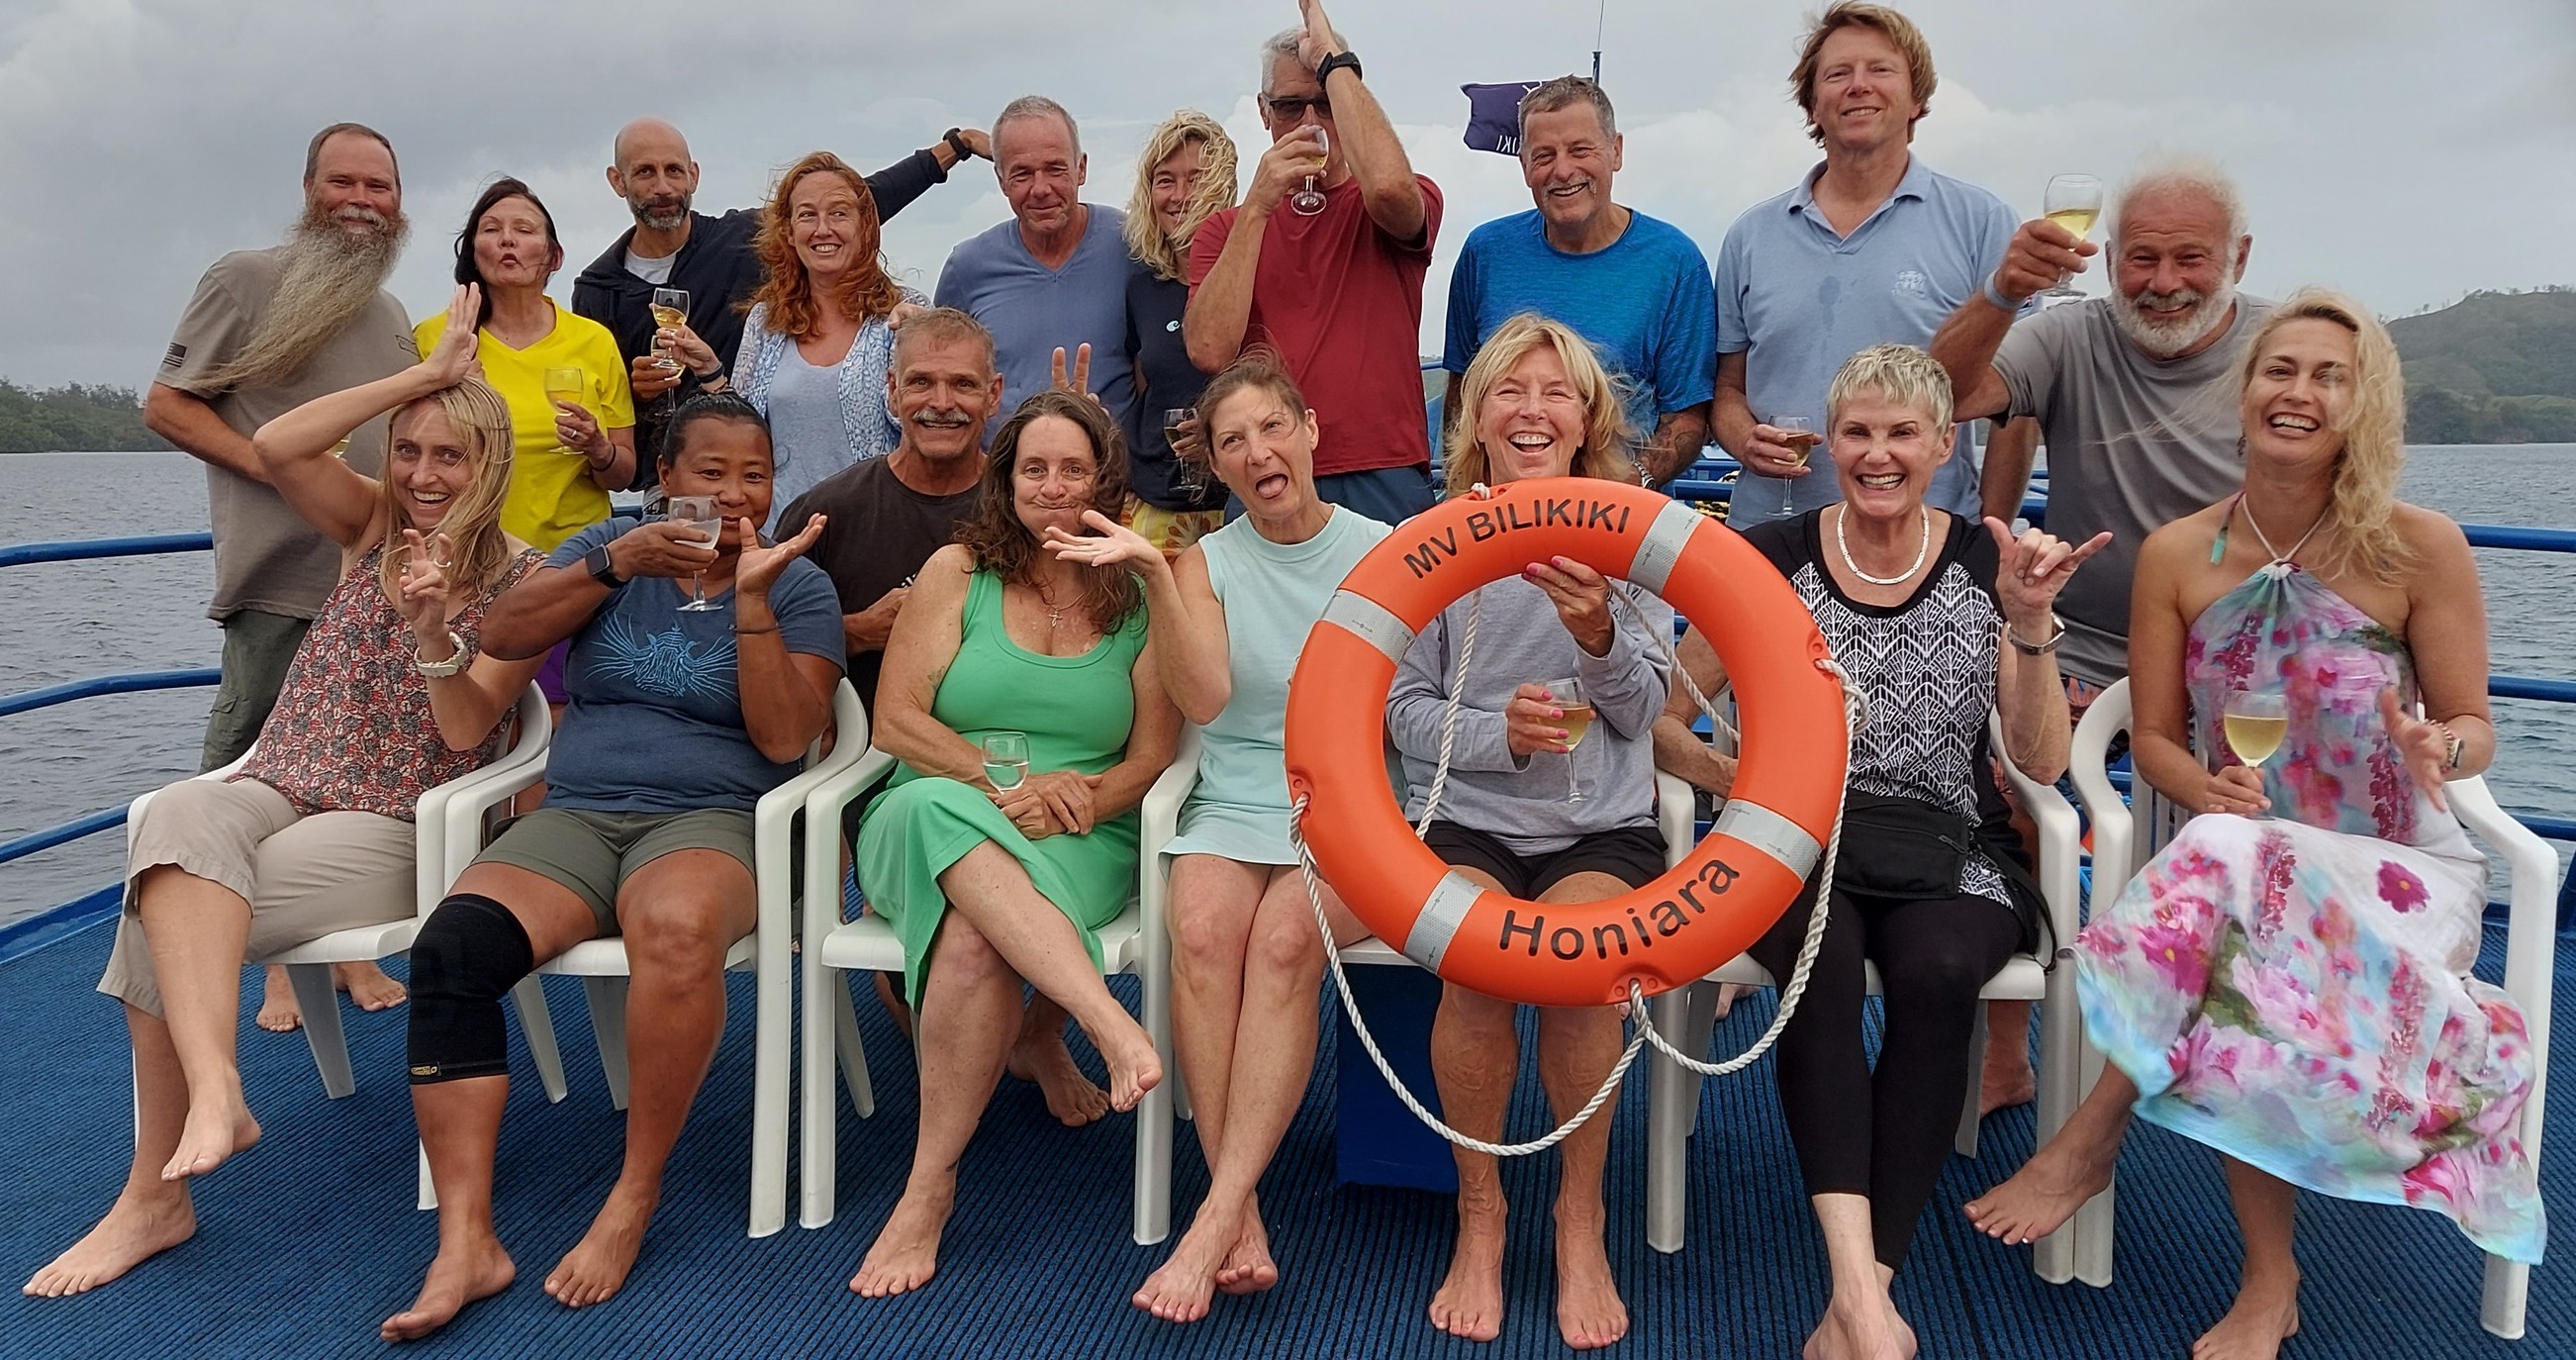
[2065, 679, 2136, 892]
[802, 747, 901, 943]
[416, 684, 551, 912]
[1990, 710, 2085, 960]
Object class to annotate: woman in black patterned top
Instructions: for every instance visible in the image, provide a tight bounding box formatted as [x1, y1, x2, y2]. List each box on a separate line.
[1653, 344, 2106, 1360]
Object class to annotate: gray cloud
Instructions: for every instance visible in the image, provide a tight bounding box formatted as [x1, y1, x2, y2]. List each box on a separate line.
[3, 0, 2570, 388]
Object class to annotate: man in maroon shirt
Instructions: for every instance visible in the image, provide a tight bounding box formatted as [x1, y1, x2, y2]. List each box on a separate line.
[1184, 0, 1441, 527]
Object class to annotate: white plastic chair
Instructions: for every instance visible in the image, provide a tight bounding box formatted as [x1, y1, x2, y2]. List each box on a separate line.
[122, 683, 554, 1101]
[491, 678, 867, 1239]
[1642, 711, 2091, 1288]
[797, 728, 1190, 1244]
[2065, 677, 2555, 1336]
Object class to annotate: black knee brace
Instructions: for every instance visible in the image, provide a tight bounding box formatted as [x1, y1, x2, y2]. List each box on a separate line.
[406, 893, 535, 1085]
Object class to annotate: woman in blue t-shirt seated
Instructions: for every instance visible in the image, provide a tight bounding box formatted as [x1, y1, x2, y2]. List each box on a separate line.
[383, 394, 844, 1342]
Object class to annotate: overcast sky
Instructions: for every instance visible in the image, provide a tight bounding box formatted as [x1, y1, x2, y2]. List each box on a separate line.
[3, 0, 2571, 390]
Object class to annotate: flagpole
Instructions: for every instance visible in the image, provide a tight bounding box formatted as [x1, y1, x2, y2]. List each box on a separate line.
[1591, 0, 1606, 81]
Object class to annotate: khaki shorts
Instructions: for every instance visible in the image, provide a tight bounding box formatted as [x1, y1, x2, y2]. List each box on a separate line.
[1120, 495, 1224, 558]
[472, 807, 757, 932]
[102, 776, 416, 1017]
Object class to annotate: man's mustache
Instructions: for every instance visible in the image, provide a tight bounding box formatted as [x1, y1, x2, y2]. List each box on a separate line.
[909, 410, 974, 429]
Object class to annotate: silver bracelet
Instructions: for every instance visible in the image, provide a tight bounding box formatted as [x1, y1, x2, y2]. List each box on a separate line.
[2008, 614, 2065, 655]
[415, 628, 471, 678]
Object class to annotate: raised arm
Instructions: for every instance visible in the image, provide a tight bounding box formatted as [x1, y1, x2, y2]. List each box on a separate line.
[1044, 512, 1233, 726]
[1652, 627, 1736, 797]
[391, 535, 548, 750]
[253, 284, 482, 551]
[480, 517, 717, 660]
[730, 514, 841, 764]
[1930, 218, 2093, 423]
[1297, 0, 1424, 243]
[1986, 518, 2108, 784]
[1183, 185, 1268, 373]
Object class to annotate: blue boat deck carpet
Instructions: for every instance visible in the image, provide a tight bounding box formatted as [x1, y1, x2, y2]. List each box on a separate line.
[0, 923, 2562, 1358]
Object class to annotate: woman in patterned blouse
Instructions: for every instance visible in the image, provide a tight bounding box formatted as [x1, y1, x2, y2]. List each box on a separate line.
[1653, 343, 2105, 1360]
[29, 284, 545, 1301]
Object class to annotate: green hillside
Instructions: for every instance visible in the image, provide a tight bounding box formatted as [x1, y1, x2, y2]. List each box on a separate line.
[0, 382, 167, 454]
[2390, 288, 2576, 443]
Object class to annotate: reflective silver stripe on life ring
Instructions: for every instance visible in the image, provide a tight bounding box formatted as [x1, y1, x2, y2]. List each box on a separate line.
[1625, 499, 1705, 596]
[1713, 798, 1822, 881]
[1401, 871, 1485, 971]
[1320, 590, 1418, 667]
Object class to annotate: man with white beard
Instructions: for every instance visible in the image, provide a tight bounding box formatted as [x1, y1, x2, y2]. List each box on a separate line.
[1932, 153, 2266, 692]
[145, 122, 420, 1025]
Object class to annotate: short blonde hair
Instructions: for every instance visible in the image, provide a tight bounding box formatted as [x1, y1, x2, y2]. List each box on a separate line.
[1123, 111, 1240, 283]
[1443, 314, 1637, 496]
[1790, 3, 1938, 147]
[2240, 288, 2413, 585]
[1825, 343, 1955, 433]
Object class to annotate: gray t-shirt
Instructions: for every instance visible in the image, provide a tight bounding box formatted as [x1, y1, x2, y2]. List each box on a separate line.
[1994, 296, 2272, 685]
[622, 247, 676, 285]
[158, 246, 418, 621]
[934, 206, 1139, 437]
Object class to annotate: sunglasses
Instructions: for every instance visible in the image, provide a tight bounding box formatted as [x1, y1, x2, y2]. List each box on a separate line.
[1263, 95, 1333, 121]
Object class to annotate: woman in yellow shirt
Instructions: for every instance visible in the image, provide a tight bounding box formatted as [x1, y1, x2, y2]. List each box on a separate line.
[414, 177, 635, 553]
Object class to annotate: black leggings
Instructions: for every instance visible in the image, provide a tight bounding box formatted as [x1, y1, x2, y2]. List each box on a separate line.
[1745, 881, 2022, 1272]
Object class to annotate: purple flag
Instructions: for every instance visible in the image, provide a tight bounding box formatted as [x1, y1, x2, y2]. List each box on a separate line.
[1461, 82, 1544, 156]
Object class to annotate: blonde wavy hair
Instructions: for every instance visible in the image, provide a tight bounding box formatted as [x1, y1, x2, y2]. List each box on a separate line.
[1123, 111, 1239, 282]
[2241, 288, 2414, 585]
[375, 375, 519, 605]
[1443, 314, 1637, 496]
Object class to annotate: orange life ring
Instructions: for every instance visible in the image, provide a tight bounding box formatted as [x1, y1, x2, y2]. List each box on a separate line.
[1284, 477, 1849, 1008]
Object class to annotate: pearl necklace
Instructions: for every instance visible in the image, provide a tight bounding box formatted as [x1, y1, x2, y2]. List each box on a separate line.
[1833, 505, 1931, 587]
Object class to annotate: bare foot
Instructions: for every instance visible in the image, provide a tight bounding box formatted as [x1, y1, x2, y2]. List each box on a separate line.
[1011, 1033, 1110, 1127]
[543, 1184, 656, 1309]
[334, 960, 408, 1012]
[1554, 1224, 1628, 1350]
[852, 1177, 956, 1299]
[24, 1192, 195, 1297]
[1428, 1200, 1507, 1343]
[380, 1233, 515, 1342]
[1215, 1209, 1278, 1296]
[1132, 1204, 1238, 1322]
[2192, 1278, 2299, 1360]
[255, 966, 301, 1033]
[1804, 1293, 1916, 1360]
[1082, 1016, 1163, 1115]
[1978, 1053, 2036, 1117]
[158, 1091, 259, 1181]
[1963, 1133, 2114, 1244]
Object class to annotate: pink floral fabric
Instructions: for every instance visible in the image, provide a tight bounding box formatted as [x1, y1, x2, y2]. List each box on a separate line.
[239, 543, 543, 820]
[2075, 562, 2544, 1262]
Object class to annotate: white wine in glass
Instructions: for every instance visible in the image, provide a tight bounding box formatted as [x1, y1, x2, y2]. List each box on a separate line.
[1289, 129, 1329, 217]
[2041, 174, 2104, 299]
[543, 366, 586, 456]
[666, 494, 724, 612]
[1547, 676, 1590, 803]
[981, 731, 1031, 793]
[1775, 416, 1820, 466]
[2223, 690, 2287, 817]
[650, 288, 691, 372]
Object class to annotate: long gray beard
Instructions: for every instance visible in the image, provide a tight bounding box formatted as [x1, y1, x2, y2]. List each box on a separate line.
[202, 206, 409, 390]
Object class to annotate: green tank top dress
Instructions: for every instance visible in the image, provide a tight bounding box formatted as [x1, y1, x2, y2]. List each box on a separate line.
[855, 568, 1149, 1005]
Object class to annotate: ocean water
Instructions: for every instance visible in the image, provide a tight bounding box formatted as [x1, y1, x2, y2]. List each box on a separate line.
[3, 446, 2572, 926]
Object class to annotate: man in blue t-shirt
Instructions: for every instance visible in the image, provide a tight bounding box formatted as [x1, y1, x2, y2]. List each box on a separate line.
[1443, 77, 1715, 487]
[1710, 5, 2016, 526]
[936, 96, 1138, 437]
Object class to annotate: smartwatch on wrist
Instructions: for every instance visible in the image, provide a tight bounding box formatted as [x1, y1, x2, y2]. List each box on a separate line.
[585, 543, 625, 587]
[1316, 49, 1362, 84]
[943, 127, 974, 162]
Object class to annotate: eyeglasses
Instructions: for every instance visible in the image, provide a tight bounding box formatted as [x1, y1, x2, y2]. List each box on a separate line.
[1264, 95, 1332, 121]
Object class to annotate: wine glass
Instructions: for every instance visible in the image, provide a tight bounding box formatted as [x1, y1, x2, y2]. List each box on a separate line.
[666, 494, 724, 612]
[543, 366, 586, 456]
[2040, 174, 2104, 299]
[1774, 416, 1819, 467]
[1288, 129, 1329, 217]
[1163, 407, 1208, 492]
[981, 731, 1031, 793]
[2223, 689, 2287, 818]
[650, 288, 692, 372]
[1546, 676, 1593, 804]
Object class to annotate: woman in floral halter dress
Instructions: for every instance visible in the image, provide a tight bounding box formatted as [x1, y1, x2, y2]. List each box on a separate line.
[1962, 290, 2543, 1360]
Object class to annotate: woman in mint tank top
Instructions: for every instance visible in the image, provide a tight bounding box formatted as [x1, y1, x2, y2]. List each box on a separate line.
[1048, 355, 1388, 1320]
[850, 390, 1181, 1298]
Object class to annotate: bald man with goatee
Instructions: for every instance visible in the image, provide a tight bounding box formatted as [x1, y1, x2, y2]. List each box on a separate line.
[574, 116, 992, 469]
[146, 121, 423, 1030]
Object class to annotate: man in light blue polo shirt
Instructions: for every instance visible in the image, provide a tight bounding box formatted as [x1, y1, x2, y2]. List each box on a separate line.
[936, 95, 1139, 437]
[1443, 76, 1716, 486]
[1712, 3, 2015, 525]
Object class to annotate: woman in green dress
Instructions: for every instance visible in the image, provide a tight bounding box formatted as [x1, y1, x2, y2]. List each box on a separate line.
[849, 389, 1182, 1299]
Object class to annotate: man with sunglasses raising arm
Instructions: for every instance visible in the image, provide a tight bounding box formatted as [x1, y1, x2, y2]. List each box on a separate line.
[1184, 0, 1442, 526]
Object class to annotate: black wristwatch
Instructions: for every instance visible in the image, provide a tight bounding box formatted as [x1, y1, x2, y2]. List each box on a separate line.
[943, 128, 975, 162]
[1316, 49, 1363, 84]
[584, 543, 625, 587]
